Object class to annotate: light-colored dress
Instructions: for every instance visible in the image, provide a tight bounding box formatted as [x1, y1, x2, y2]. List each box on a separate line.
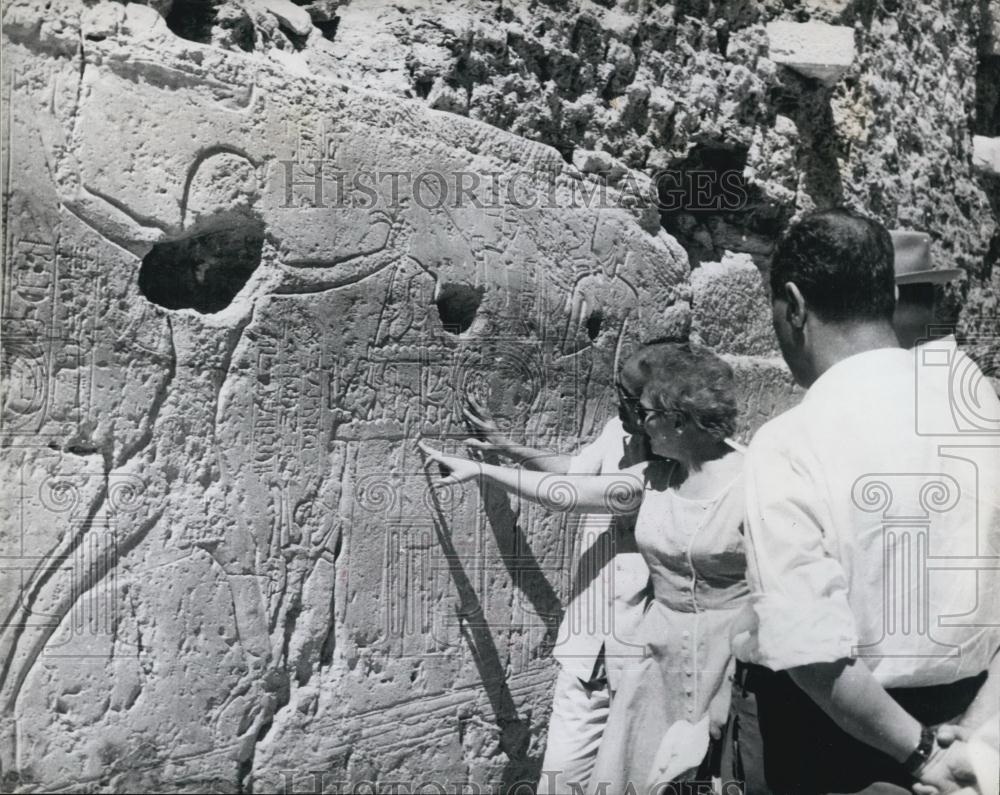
[587, 455, 749, 794]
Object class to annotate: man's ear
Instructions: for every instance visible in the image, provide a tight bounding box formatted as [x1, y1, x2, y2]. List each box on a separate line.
[783, 282, 808, 329]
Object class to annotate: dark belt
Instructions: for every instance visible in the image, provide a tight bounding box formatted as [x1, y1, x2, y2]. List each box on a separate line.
[728, 662, 988, 793]
[735, 661, 986, 726]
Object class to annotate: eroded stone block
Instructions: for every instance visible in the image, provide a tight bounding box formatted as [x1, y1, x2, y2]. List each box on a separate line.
[691, 252, 778, 357]
[973, 135, 1000, 176]
[256, 0, 313, 37]
[766, 20, 856, 85]
[726, 355, 803, 443]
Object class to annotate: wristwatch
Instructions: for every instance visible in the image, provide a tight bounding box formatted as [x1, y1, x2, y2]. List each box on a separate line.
[903, 725, 938, 775]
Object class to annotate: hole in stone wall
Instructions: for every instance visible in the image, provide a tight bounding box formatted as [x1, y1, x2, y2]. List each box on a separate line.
[658, 145, 749, 266]
[314, 16, 340, 42]
[656, 144, 791, 268]
[414, 75, 434, 100]
[659, 146, 748, 215]
[435, 283, 485, 334]
[165, 0, 218, 44]
[139, 222, 265, 313]
[716, 26, 729, 58]
[585, 309, 603, 340]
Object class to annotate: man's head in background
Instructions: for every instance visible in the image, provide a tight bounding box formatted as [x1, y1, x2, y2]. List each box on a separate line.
[769, 208, 896, 388]
[890, 230, 964, 349]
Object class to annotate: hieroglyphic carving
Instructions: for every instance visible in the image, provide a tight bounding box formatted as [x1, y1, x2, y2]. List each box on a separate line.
[348, 459, 575, 671]
[250, 315, 337, 480]
[0, 7, 707, 787]
[2, 198, 170, 446]
[2, 470, 147, 648]
[1, 199, 84, 442]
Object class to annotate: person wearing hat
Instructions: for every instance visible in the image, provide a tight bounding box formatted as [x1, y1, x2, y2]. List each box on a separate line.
[891, 229, 999, 434]
[890, 231, 1000, 794]
[890, 230, 964, 350]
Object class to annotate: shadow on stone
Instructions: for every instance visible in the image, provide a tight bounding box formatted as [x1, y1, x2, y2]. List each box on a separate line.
[420, 472, 537, 788]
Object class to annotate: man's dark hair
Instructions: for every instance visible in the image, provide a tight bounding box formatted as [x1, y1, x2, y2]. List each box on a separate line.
[770, 208, 895, 322]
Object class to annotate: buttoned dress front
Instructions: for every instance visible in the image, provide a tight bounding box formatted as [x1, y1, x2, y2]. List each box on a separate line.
[588, 456, 749, 794]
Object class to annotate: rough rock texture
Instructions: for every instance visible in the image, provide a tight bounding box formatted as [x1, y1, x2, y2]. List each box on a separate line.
[0, 5, 696, 791]
[1, 0, 997, 792]
[690, 251, 777, 356]
[765, 20, 856, 85]
[278, 0, 997, 276]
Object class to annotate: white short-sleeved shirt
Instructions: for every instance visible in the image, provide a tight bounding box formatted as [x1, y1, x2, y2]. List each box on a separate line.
[735, 346, 1000, 687]
[553, 417, 651, 685]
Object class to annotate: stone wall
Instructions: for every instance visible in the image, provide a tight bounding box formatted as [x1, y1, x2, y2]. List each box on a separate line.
[1, 0, 996, 792]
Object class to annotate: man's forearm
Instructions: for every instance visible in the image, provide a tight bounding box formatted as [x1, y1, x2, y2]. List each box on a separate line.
[789, 659, 922, 763]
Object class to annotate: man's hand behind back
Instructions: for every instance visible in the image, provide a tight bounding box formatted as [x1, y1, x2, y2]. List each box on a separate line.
[913, 726, 983, 795]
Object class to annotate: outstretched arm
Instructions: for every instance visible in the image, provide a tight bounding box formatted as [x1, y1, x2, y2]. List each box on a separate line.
[417, 441, 643, 515]
[463, 395, 571, 473]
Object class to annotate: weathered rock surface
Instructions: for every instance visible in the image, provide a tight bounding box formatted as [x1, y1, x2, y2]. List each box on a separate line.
[974, 135, 1000, 176]
[1, 3, 695, 791]
[273, 0, 997, 280]
[765, 20, 856, 86]
[2, 0, 998, 792]
[691, 252, 778, 357]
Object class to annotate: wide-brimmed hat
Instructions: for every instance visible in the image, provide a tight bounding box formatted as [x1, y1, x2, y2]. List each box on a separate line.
[891, 230, 964, 285]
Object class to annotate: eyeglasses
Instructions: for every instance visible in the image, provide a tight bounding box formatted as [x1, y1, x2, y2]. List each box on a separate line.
[638, 407, 687, 429]
[616, 383, 686, 429]
[616, 382, 642, 412]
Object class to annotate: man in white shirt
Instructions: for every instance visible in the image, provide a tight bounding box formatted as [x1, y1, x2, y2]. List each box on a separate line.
[463, 346, 660, 794]
[723, 209, 1000, 794]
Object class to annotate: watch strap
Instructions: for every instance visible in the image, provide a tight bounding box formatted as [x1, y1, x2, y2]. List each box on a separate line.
[902, 725, 937, 775]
